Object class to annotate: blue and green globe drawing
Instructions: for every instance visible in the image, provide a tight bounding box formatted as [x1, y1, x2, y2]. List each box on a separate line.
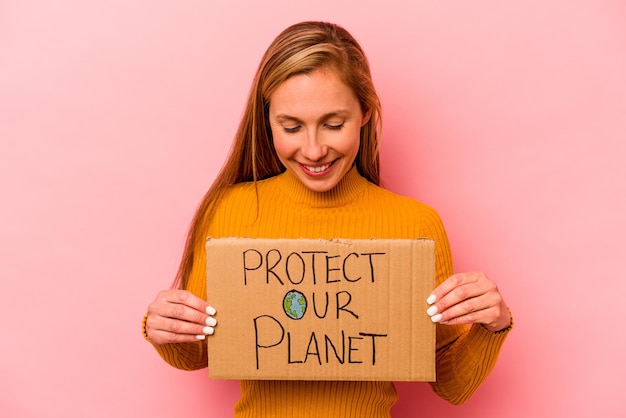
[283, 290, 307, 320]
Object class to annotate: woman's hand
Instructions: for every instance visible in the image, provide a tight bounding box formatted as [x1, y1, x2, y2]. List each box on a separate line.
[426, 272, 511, 332]
[145, 289, 217, 345]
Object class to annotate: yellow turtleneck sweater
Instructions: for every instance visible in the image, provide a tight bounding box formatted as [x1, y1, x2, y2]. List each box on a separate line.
[150, 167, 511, 417]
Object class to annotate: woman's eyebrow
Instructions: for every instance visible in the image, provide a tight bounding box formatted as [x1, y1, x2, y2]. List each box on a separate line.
[274, 114, 303, 124]
[274, 110, 350, 123]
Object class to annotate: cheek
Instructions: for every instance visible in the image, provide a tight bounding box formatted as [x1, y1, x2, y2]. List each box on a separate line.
[341, 128, 362, 156]
[272, 134, 291, 161]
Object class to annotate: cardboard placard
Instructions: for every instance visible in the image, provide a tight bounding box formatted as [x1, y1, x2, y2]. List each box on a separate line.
[206, 238, 436, 381]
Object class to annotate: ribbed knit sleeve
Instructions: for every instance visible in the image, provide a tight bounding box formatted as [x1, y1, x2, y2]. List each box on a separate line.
[150, 227, 210, 370]
[431, 323, 511, 404]
[417, 206, 512, 405]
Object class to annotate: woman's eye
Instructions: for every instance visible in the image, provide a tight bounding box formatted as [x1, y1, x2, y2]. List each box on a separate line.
[283, 125, 301, 133]
[326, 122, 345, 130]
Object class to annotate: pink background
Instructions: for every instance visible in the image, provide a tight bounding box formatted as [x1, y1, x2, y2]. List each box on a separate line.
[2, 1, 625, 417]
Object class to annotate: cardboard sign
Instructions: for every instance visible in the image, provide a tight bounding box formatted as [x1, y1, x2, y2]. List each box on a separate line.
[206, 238, 436, 381]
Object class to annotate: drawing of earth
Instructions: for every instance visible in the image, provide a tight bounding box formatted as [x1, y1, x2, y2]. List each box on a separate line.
[283, 290, 307, 320]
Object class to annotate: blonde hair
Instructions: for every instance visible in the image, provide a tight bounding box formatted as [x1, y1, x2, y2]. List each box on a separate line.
[174, 21, 382, 289]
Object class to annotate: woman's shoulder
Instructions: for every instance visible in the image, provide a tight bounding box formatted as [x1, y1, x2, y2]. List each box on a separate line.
[216, 180, 258, 208]
[365, 181, 440, 213]
[214, 175, 283, 212]
[362, 182, 447, 232]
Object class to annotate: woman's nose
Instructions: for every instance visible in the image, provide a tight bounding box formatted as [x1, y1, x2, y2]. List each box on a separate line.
[301, 131, 328, 161]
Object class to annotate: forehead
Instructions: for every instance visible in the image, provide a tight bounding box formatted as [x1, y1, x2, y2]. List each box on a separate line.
[268, 68, 360, 117]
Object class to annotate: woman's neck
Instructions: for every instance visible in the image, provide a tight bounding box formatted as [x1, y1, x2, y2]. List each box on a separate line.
[275, 166, 367, 208]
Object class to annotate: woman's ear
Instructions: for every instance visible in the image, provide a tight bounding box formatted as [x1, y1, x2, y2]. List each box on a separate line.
[361, 107, 372, 127]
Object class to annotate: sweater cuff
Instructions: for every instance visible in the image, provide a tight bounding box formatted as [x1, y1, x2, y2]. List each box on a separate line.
[478, 307, 514, 336]
[142, 313, 151, 342]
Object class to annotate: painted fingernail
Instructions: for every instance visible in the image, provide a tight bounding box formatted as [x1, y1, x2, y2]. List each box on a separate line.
[195, 334, 206, 340]
[427, 305, 438, 316]
[203, 326, 214, 335]
[426, 294, 437, 305]
[431, 314, 442, 323]
[206, 306, 216, 315]
[206, 316, 217, 326]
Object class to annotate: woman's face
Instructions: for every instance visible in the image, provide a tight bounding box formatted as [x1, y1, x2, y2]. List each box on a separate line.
[268, 68, 369, 193]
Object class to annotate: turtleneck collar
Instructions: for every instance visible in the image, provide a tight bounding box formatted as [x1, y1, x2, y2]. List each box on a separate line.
[274, 165, 369, 208]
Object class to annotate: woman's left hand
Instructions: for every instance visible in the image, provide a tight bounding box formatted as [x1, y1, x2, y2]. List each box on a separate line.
[426, 272, 511, 332]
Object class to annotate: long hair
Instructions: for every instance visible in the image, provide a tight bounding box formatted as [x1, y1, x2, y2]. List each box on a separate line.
[174, 21, 382, 289]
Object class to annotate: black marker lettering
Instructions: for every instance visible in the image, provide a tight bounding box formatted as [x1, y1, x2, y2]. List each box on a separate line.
[242, 249, 263, 285]
[285, 252, 305, 285]
[302, 251, 327, 285]
[304, 332, 322, 365]
[336, 291, 358, 319]
[361, 252, 386, 283]
[312, 291, 329, 319]
[325, 254, 341, 283]
[253, 315, 284, 370]
[287, 332, 302, 364]
[359, 333, 388, 365]
[265, 248, 284, 285]
[324, 331, 345, 364]
[348, 336, 363, 364]
[342, 252, 361, 282]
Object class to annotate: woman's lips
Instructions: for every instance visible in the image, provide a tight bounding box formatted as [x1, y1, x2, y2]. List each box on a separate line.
[300, 160, 335, 176]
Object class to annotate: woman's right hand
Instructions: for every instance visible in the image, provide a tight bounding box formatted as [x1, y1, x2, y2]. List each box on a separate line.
[145, 289, 217, 345]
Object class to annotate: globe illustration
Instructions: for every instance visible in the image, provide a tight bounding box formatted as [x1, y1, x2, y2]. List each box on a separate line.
[283, 290, 307, 320]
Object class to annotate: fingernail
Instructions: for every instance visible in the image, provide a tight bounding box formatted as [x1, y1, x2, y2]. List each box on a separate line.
[195, 334, 206, 340]
[426, 294, 437, 305]
[431, 314, 442, 323]
[427, 305, 438, 316]
[203, 326, 214, 335]
[206, 306, 216, 315]
[206, 316, 217, 326]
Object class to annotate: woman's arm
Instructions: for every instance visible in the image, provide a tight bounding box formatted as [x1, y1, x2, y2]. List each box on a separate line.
[143, 240, 217, 371]
[421, 206, 512, 404]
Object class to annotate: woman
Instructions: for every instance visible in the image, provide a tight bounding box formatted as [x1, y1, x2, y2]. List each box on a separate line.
[143, 21, 512, 417]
